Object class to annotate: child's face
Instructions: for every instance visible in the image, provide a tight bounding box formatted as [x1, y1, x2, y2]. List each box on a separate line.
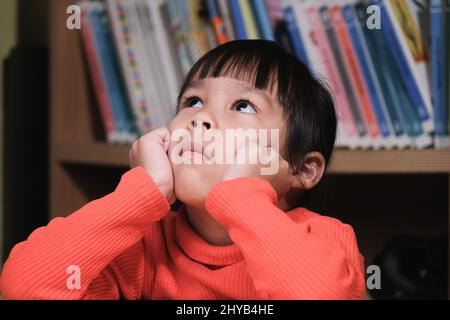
[168, 76, 287, 208]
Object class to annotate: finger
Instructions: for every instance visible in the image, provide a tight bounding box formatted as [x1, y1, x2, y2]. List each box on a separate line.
[154, 127, 171, 152]
[129, 149, 135, 168]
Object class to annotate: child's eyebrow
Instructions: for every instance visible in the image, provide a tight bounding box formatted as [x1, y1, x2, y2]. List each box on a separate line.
[184, 79, 274, 107]
[241, 86, 273, 106]
[183, 79, 204, 92]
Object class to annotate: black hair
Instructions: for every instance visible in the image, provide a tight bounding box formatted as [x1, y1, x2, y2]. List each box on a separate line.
[176, 39, 337, 173]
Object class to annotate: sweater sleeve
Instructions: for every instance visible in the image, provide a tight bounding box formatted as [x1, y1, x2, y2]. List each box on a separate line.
[0, 166, 170, 300]
[205, 177, 366, 300]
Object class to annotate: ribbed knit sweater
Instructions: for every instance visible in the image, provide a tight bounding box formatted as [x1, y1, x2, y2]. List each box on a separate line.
[0, 166, 366, 299]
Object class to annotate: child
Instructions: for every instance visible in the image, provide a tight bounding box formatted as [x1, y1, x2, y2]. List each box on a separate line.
[0, 40, 366, 300]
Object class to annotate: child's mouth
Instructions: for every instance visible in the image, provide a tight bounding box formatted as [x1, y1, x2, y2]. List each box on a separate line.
[178, 142, 209, 161]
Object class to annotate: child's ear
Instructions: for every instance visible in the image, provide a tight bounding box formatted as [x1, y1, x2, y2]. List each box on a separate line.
[290, 152, 326, 190]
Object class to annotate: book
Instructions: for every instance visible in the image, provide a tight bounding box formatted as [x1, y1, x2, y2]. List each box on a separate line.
[206, 0, 229, 44]
[251, 0, 275, 40]
[165, 0, 195, 76]
[283, 4, 310, 67]
[124, 0, 167, 128]
[106, 0, 152, 134]
[431, 0, 450, 147]
[229, 0, 248, 39]
[288, 0, 326, 76]
[82, 1, 138, 143]
[361, 1, 432, 148]
[373, 0, 433, 133]
[239, 0, 261, 39]
[446, 0, 450, 137]
[136, 0, 180, 123]
[354, 1, 414, 148]
[341, 1, 396, 148]
[319, 3, 370, 148]
[187, 0, 216, 61]
[217, 0, 236, 40]
[331, 3, 382, 148]
[143, 0, 183, 119]
[79, 2, 118, 143]
[306, 1, 361, 148]
[393, 0, 432, 106]
[265, 0, 284, 28]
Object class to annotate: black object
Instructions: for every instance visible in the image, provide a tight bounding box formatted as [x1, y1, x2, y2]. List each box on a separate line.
[274, 20, 294, 55]
[3, 46, 49, 263]
[370, 234, 448, 300]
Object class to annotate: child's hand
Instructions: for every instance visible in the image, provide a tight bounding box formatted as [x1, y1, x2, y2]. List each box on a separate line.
[222, 141, 293, 197]
[129, 127, 176, 204]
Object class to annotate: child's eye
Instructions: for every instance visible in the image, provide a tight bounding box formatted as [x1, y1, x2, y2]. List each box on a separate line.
[183, 96, 203, 109]
[234, 101, 257, 114]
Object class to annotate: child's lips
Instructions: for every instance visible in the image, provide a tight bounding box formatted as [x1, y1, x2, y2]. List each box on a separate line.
[180, 142, 210, 160]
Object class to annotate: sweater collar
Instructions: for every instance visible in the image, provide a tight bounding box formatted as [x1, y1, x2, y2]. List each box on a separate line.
[175, 206, 243, 267]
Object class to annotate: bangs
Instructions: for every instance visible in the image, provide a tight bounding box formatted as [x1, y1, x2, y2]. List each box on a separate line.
[176, 40, 291, 111]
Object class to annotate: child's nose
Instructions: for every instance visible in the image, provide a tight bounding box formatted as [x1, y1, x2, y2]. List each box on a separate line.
[191, 119, 211, 130]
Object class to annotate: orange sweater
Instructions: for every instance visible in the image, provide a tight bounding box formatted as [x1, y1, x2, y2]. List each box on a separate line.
[0, 166, 366, 299]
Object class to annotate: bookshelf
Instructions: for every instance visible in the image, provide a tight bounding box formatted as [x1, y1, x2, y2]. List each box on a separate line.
[50, 0, 449, 298]
[56, 142, 450, 174]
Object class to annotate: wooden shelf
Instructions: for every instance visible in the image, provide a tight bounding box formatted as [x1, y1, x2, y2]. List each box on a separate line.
[56, 141, 450, 174]
[329, 149, 450, 173]
[56, 141, 130, 167]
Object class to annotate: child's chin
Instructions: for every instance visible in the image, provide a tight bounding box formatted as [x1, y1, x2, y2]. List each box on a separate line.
[175, 191, 207, 209]
[174, 178, 215, 207]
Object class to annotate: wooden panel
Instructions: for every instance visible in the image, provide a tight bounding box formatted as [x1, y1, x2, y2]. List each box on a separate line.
[50, 0, 102, 143]
[55, 142, 450, 174]
[330, 149, 450, 173]
[56, 141, 130, 167]
[49, 0, 104, 217]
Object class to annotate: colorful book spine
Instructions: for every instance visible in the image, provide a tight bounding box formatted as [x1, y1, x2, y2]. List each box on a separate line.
[371, 0, 432, 132]
[229, 0, 248, 39]
[342, 3, 392, 142]
[239, 0, 260, 39]
[306, 3, 360, 147]
[356, 1, 427, 147]
[79, 3, 117, 143]
[446, 0, 450, 136]
[88, 1, 138, 143]
[166, 0, 195, 76]
[136, 0, 173, 124]
[283, 5, 309, 66]
[446, 0, 450, 137]
[206, 0, 229, 44]
[144, 0, 182, 119]
[290, 0, 326, 76]
[265, 0, 284, 28]
[106, 0, 152, 134]
[443, 0, 450, 141]
[431, 0, 450, 147]
[187, 0, 212, 59]
[217, 0, 236, 40]
[386, 0, 433, 111]
[251, 0, 275, 40]
[331, 4, 380, 142]
[318, 5, 368, 143]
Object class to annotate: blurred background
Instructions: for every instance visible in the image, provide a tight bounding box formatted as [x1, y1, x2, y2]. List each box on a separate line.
[0, 0, 449, 300]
